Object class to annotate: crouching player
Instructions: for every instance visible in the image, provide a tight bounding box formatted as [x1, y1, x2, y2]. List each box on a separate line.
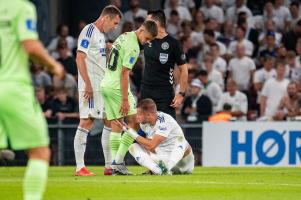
[115, 98, 194, 175]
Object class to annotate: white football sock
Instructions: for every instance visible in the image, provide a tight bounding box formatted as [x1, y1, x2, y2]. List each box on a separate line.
[74, 127, 89, 171]
[101, 126, 112, 168]
[129, 143, 162, 175]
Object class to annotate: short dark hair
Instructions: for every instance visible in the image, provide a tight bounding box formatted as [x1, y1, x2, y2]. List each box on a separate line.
[197, 70, 208, 77]
[138, 98, 157, 113]
[147, 10, 166, 28]
[170, 9, 179, 16]
[101, 5, 122, 19]
[142, 20, 158, 38]
[290, 1, 299, 8]
[204, 29, 214, 38]
[223, 103, 232, 111]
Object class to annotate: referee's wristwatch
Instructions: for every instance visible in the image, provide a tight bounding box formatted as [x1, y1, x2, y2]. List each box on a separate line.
[179, 91, 186, 97]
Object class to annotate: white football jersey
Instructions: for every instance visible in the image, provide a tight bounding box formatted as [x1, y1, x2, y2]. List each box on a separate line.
[140, 112, 186, 154]
[77, 23, 106, 91]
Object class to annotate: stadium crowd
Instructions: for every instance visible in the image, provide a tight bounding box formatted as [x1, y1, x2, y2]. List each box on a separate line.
[34, 0, 301, 123]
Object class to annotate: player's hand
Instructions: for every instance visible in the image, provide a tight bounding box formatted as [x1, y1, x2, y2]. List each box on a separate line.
[120, 99, 130, 116]
[112, 120, 128, 131]
[52, 63, 65, 80]
[106, 42, 113, 50]
[171, 94, 184, 108]
[57, 112, 65, 121]
[84, 84, 93, 100]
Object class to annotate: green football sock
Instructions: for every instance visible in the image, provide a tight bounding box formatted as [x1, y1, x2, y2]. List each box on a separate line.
[115, 131, 134, 164]
[23, 159, 48, 200]
[110, 132, 121, 161]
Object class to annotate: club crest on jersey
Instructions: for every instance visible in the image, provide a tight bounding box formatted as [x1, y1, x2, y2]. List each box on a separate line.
[81, 39, 89, 48]
[161, 42, 169, 50]
[159, 53, 168, 64]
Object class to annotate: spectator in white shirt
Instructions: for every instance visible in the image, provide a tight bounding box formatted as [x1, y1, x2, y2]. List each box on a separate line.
[226, 0, 252, 23]
[217, 79, 248, 121]
[227, 26, 254, 57]
[166, 10, 180, 38]
[289, 2, 301, 28]
[260, 60, 290, 118]
[258, 19, 282, 46]
[192, 10, 205, 34]
[47, 24, 76, 59]
[274, 0, 292, 32]
[202, 53, 224, 90]
[164, 0, 192, 23]
[228, 43, 256, 92]
[210, 43, 227, 77]
[285, 51, 301, 83]
[200, 0, 224, 25]
[124, 0, 147, 23]
[203, 29, 227, 56]
[253, 56, 277, 108]
[197, 70, 223, 112]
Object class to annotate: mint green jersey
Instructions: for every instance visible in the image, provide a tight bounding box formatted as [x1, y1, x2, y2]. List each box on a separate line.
[0, 0, 38, 84]
[101, 31, 140, 89]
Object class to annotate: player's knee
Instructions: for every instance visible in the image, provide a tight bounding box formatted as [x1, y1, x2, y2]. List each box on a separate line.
[127, 115, 139, 130]
[102, 118, 111, 128]
[28, 146, 50, 162]
[128, 143, 139, 155]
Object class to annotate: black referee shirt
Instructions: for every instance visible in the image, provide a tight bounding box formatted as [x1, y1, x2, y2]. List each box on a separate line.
[141, 35, 186, 88]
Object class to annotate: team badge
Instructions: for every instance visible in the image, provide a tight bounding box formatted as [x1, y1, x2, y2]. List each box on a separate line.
[161, 42, 169, 50]
[159, 53, 168, 64]
[81, 39, 89, 48]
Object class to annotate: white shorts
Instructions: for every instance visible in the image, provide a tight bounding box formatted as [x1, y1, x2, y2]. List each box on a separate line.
[150, 140, 194, 174]
[78, 91, 105, 119]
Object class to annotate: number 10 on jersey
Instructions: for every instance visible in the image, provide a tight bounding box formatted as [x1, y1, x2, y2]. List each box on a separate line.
[107, 48, 119, 71]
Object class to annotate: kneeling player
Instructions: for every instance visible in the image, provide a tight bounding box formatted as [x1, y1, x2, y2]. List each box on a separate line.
[115, 98, 194, 175]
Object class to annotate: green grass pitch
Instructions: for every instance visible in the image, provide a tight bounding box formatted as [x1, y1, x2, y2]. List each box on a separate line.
[0, 166, 301, 200]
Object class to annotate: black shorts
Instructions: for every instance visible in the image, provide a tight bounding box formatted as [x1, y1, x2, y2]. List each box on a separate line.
[140, 85, 176, 119]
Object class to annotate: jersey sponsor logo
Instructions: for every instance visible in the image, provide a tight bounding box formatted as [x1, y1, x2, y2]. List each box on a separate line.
[158, 126, 167, 131]
[159, 53, 168, 64]
[26, 19, 36, 31]
[129, 56, 135, 64]
[161, 42, 169, 50]
[81, 39, 89, 48]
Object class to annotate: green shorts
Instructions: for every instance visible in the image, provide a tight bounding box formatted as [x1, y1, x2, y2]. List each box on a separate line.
[0, 83, 49, 150]
[101, 87, 137, 120]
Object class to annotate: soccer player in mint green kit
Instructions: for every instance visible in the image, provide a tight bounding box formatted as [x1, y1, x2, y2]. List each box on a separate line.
[101, 20, 158, 175]
[0, 0, 64, 199]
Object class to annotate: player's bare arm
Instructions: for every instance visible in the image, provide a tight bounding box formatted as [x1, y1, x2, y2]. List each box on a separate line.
[113, 120, 165, 152]
[76, 51, 93, 99]
[120, 66, 131, 116]
[22, 39, 64, 79]
[171, 63, 188, 108]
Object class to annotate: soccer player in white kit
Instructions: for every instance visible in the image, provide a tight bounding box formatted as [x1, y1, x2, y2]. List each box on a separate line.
[74, 5, 122, 176]
[115, 98, 194, 175]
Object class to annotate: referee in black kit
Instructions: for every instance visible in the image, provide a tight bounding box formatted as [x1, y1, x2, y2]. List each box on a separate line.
[140, 10, 188, 119]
